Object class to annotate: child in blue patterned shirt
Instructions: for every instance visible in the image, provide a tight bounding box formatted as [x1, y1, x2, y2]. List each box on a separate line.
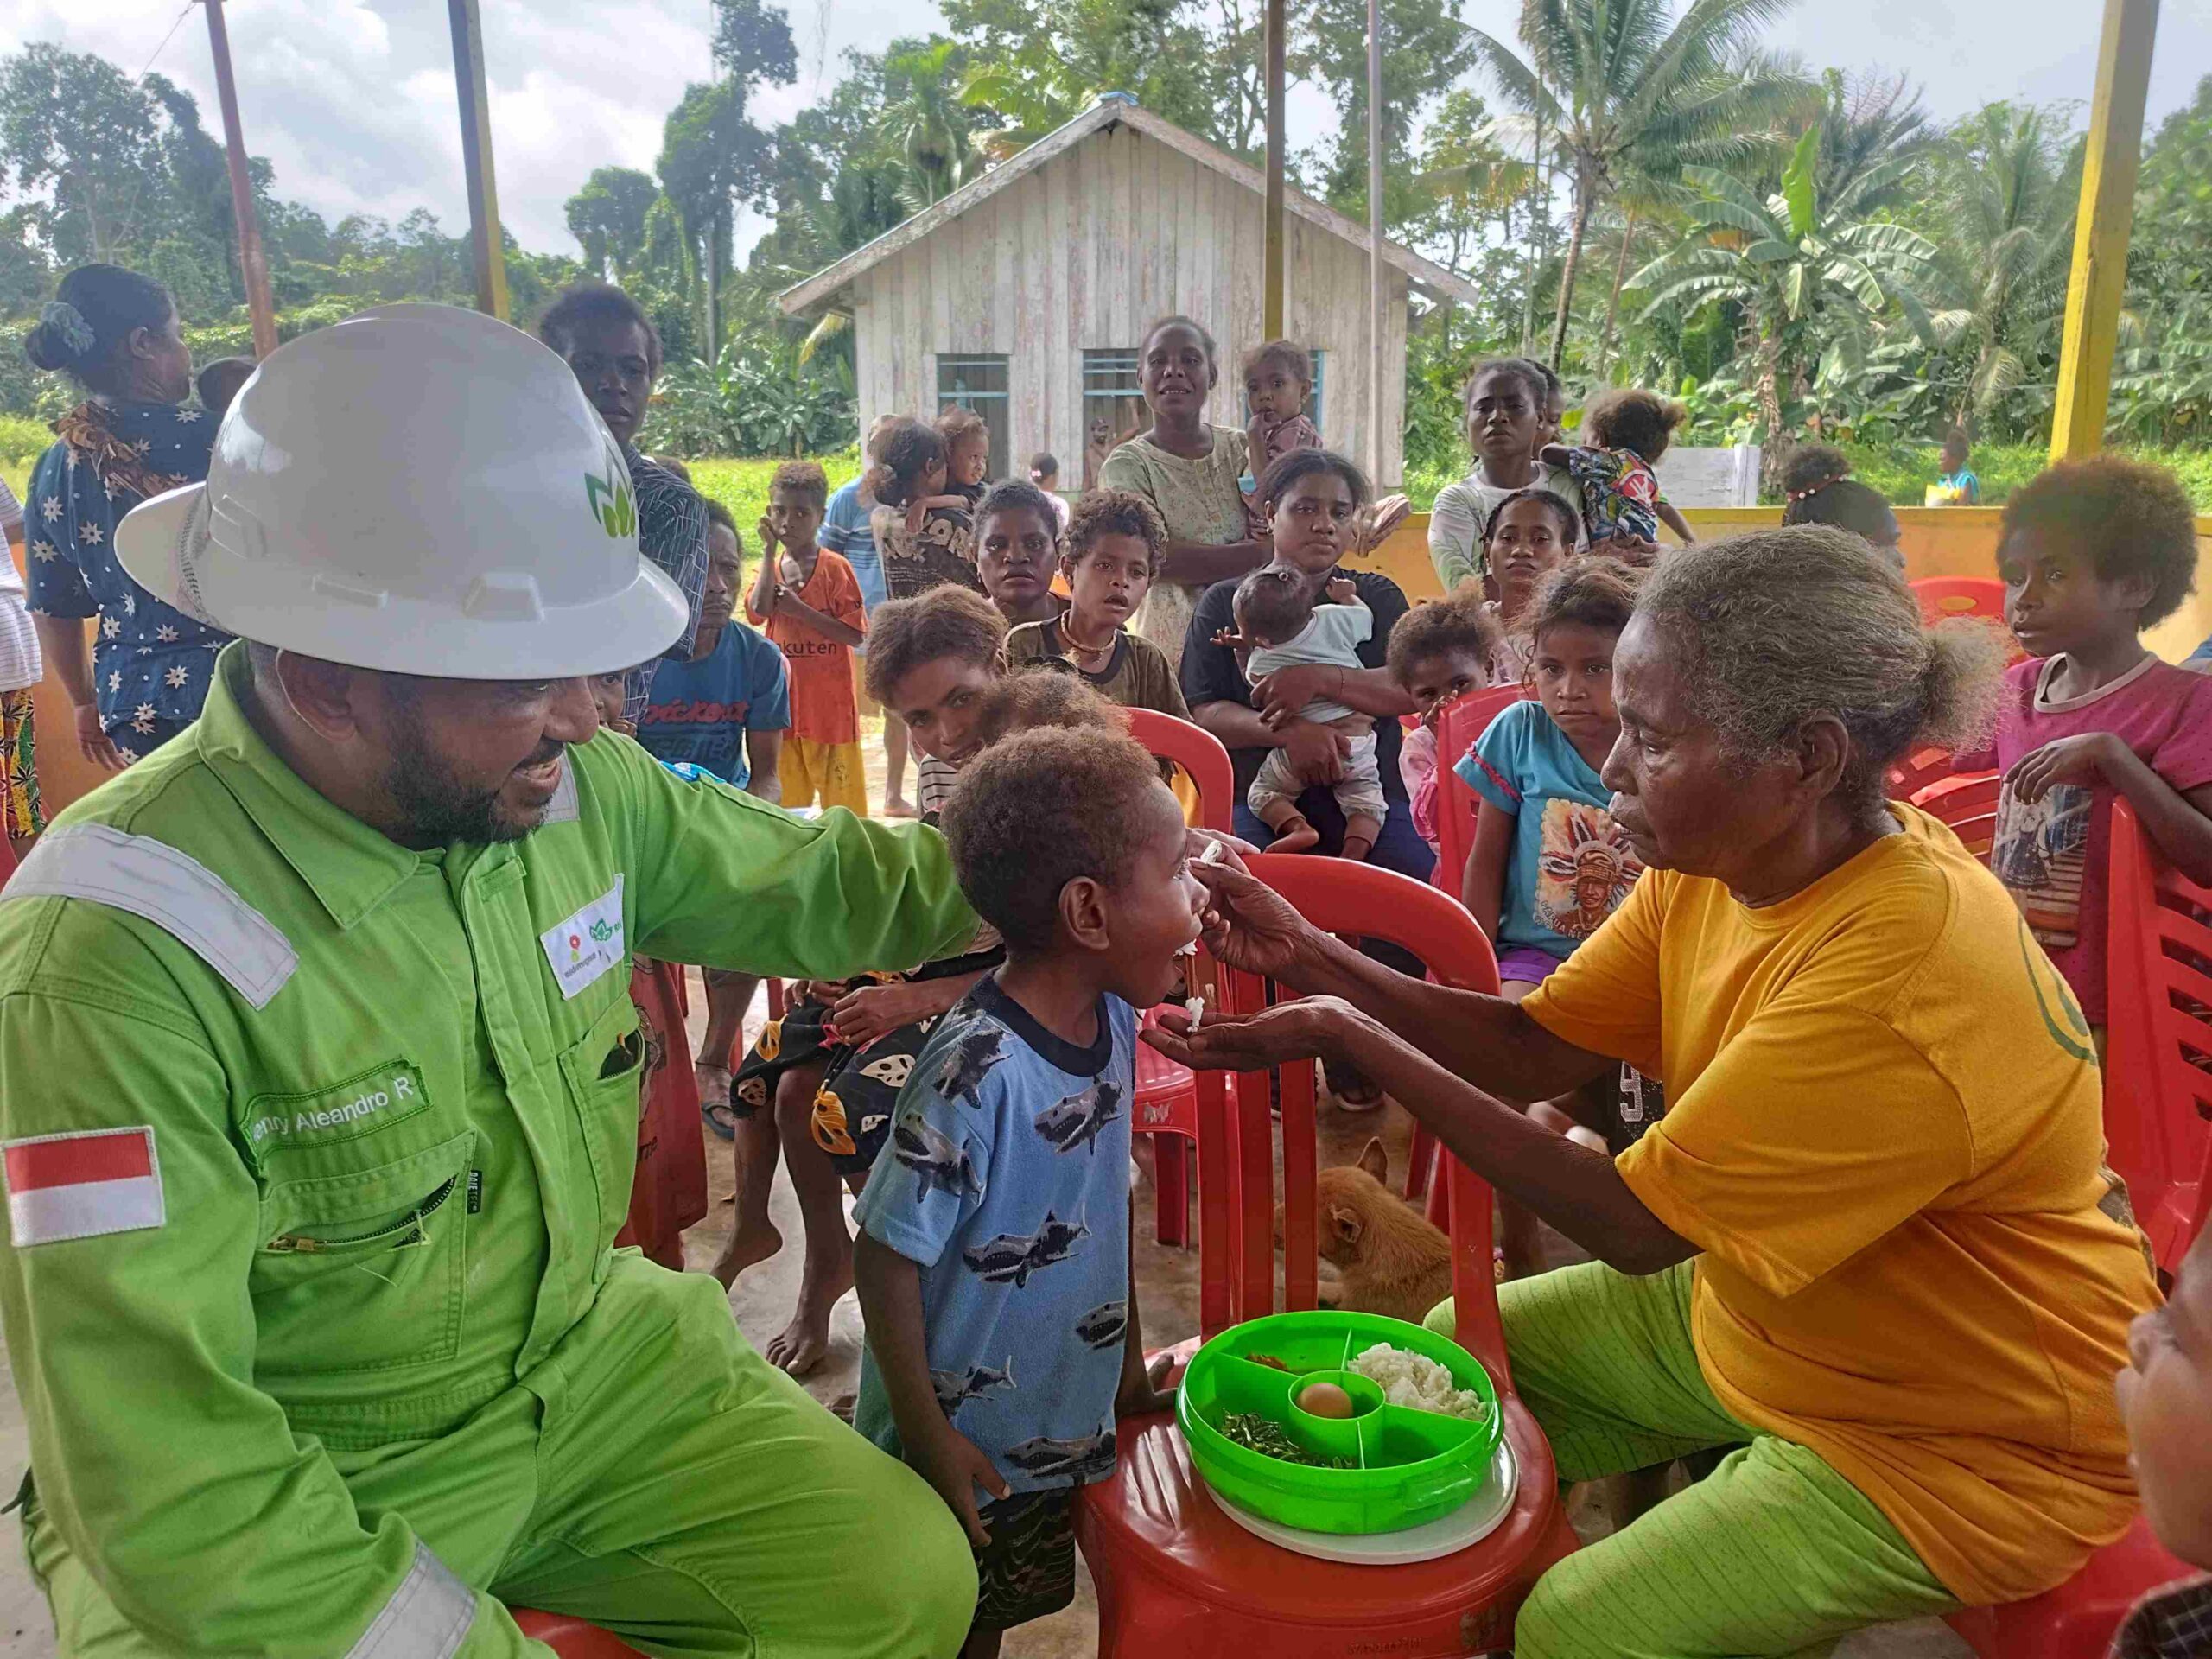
[854, 721, 1199, 1655]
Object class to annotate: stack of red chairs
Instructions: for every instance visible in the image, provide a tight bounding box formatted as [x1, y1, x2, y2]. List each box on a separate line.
[1125, 709, 1236, 1248]
[1949, 797, 2209, 1654]
[1076, 855, 1578, 1655]
[1910, 771, 2002, 864]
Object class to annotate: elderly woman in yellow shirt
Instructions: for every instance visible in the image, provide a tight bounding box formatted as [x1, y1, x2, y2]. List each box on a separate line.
[1148, 525, 2158, 1659]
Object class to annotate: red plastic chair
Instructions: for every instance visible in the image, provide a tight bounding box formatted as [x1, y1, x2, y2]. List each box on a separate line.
[1911, 771, 2002, 865]
[2102, 797, 2212, 1276]
[1887, 744, 1958, 801]
[1910, 576, 2026, 664]
[1429, 684, 1530, 903]
[613, 960, 710, 1271]
[1910, 575, 2007, 626]
[1945, 1516, 2196, 1657]
[1077, 855, 1578, 1656]
[1125, 709, 1235, 1247]
[510, 1610, 645, 1656]
[1408, 685, 1528, 1218]
[1942, 802, 2212, 1655]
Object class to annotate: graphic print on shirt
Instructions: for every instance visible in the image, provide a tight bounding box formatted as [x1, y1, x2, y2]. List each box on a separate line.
[935, 1024, 1007, 1107]
[1033, 1079, 1123, 1154]
[1075, 1300, 1128, 1350]
[1991, 778, 2092, 948]
[892, 1113, 983, 1200]
[1531, 800, 1643, 939]
[933, 1355, 1018, 1413]
[963, 1208, 1089, 1286]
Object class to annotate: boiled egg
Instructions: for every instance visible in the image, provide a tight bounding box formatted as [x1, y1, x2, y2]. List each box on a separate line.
[1298, 1381, 1355, 1419]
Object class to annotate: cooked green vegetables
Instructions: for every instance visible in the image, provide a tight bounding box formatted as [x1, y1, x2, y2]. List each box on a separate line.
[1220, 1412, 1356, 1468]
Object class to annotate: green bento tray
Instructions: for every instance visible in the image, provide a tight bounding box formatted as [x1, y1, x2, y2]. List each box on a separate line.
[1177, 1309, 1503, 1536]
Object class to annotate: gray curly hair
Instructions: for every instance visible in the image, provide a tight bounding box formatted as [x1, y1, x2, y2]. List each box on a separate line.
[1634, 527, 2003, 813]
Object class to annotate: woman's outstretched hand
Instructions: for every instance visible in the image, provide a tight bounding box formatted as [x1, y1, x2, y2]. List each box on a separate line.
[1188, 858, 1329, 987]
[1143, 995, 1358, 1074]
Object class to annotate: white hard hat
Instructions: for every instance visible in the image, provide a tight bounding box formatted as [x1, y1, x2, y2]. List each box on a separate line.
[115, 302, 687, 679]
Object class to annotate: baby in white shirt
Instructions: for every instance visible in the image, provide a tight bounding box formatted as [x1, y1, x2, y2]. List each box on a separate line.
[1219, 564, 1385, 861]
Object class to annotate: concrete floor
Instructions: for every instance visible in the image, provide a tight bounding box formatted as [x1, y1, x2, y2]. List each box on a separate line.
[0, 720, 1967, 1655]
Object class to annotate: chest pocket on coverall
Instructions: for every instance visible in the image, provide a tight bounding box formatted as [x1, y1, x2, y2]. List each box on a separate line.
[558, 988, 647, 1262]
[251, 1129, 476, 1378]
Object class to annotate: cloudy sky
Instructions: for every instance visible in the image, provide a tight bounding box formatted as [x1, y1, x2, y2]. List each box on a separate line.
[5, 0, 2209, 267]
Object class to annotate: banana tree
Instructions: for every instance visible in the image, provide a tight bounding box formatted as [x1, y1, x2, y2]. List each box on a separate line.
[1631, 125, 1939, 477]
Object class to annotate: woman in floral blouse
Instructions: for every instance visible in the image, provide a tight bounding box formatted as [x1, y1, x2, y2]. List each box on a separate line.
[21, 264, 227, 768]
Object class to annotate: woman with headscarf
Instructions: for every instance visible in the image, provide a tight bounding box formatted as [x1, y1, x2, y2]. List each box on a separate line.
[20, 264, 227, 768]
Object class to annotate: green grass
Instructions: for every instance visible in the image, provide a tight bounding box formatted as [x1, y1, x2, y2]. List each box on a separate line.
[1410, 439, 2212, 512]
[680, 453, 862, 543]
[1837, 440, 2212, 509]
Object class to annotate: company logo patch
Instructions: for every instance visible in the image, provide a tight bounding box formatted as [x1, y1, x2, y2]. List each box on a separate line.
[3, 1128, 164, 1246]
[541, 875, 626, 1001]
[244, 1063, 429, 1156]
[585, 442, 636, 540]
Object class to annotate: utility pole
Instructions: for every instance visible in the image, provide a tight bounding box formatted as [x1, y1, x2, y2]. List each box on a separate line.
[2050, 0, 2159, 461]
[1367, 0, 1385, 486]
[201, 0, 277, 359]
[1263, 0, 1286, 340]
[448, 0, 511, 321]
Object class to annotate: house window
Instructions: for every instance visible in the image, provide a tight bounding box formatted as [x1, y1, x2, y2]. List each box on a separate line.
[1082, 348, 1150, 489]
[936, 354, 1010, 480]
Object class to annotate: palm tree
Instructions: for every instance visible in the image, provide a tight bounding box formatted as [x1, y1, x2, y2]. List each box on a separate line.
[879, 42, 989, 210]
[957, 48, 1100, 162]
[1632, 125, 1941, 477]
[1468, 0, 1815, 369]
[1928, 102, 2082, 430]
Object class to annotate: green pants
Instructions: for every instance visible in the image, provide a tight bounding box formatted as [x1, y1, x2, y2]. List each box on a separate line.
[1427, 1262, 1957, 1659]
[26, 1259, 976, 1657]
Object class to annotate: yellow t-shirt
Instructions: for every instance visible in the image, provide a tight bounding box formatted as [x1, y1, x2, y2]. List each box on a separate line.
[1522, 805, 2158, 1606]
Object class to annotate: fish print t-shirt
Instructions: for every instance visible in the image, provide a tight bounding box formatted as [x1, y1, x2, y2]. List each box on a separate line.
[1958, 653, 2212, 1023]
[1457, 699, 1643, 962]
[632, 622, 790, 787]
[855, 976, 1136, 1495]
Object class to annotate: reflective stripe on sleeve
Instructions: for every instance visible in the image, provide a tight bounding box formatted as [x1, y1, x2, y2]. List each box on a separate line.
[342, 1542, 478, 1659]
[2, 823, 297, 1008]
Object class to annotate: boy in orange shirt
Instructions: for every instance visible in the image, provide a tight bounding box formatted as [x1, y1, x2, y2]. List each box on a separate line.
[748, 461, 869, 814]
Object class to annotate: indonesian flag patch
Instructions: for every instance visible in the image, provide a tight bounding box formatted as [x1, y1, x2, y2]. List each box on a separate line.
[3, 1128, 165, 1247]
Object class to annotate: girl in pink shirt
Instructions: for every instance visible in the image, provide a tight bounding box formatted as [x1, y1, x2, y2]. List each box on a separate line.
[1959, 457, 2212, 1028]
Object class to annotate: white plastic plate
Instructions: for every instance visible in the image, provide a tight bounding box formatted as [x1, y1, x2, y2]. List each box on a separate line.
[1205, 1437, 1520, 1566]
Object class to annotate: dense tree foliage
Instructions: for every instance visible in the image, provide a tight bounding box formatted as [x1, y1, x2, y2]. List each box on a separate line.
[5, 5, 2212, 485]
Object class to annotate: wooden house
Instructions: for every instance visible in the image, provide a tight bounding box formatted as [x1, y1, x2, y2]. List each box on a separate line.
[777, 94, 1479, 488]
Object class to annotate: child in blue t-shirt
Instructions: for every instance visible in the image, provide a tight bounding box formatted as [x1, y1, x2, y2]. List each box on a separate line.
[1457, 558, 1651, 1276]
[633, 500, 789, 791]
[854, 723, 1197, 1652]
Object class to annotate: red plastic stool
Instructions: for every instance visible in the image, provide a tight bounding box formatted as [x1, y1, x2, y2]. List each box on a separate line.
[1944, 1517, 2194, 1657]
[510, 1609, 646, 1656]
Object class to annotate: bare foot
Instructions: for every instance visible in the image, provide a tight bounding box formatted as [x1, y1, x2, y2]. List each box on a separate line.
[1268, 815, 1320, 854]
[765, 1243, 855, 1375]
[709, 1215, 784, 1289]
[882, 794, 918, 819]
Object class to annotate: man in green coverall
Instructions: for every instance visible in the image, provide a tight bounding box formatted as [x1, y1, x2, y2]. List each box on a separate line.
[0, 303, 980, 1656]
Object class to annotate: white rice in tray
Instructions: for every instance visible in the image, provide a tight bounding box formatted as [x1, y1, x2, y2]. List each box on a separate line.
[1350, 1342, 1491, 1421]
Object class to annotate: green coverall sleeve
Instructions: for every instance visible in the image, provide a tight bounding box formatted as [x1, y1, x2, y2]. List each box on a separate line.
[606, 738, 981, 978]
[0, 979, 543, 1656]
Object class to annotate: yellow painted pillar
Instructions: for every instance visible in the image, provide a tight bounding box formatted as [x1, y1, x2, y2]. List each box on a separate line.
[2050, 0, 2159, 462]
[447, 0, 512, 322]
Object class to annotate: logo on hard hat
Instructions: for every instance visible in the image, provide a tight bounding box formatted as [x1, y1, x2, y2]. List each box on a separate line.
[585, 444, 636, 540]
